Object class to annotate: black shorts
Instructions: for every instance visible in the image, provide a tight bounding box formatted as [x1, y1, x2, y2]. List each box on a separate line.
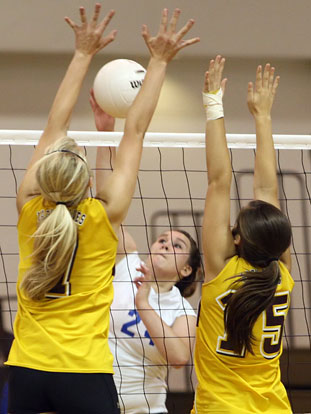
[8, 366, 120, 414]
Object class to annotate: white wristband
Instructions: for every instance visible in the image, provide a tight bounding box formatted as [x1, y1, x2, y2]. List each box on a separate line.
[202, 89, 224, 121]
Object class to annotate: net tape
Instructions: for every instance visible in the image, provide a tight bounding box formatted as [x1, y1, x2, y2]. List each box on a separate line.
[1, 130, 311, 149]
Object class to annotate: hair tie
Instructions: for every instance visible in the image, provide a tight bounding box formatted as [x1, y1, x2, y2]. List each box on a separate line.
[56, 201, 68, 206]
[267, 257, 279, 265]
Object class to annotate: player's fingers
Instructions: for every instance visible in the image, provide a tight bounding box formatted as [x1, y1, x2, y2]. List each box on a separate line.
[269, 66, 275, 89]
[177, 36, 200, 51]
[262, 63, 270, 89]
[221, 78, 228, 95]
[100, 29, 117, 48]
[255, 65, 262, 92]
[216, 56, 225, 85]
[175, 18, 196, 42]
[168, 8, 181, 34]
[158, 8, 168, 33]
[208, 59, 215, 77]
[203, 71, 209, 93]
[272, 75, 280, 97]
[97, 10, 115, 34]
[91, 3, 101, 26]
[89, 93, 96, 110]
[141, 24, 150, 44]
[79, 6, 87, 25]
[247, 81, 254, 103]
[64, 16, 76, 30]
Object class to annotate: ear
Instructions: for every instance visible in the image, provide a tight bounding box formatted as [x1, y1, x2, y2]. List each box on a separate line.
[180, 264, 192, 278]
[234, 233, 241, 246]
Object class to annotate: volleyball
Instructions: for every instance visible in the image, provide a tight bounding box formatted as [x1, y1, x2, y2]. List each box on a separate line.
[93, 59, 146, 118]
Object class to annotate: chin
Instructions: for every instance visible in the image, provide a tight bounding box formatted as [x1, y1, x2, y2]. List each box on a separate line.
[149, 256, 168, 274]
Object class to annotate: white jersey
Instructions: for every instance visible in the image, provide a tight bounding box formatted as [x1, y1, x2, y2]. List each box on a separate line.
[109, 253, 196, 414]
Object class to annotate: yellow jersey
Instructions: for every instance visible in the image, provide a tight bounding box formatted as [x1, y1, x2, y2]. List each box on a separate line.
[192, 256, 294, 414]
[6, 196, 118, 373]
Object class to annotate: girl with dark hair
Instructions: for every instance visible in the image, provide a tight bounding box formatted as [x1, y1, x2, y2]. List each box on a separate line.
[92, 105, 201, 414]
[192, 56, 293, 413]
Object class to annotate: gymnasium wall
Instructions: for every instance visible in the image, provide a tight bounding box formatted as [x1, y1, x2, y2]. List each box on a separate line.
[0, 52, 310, 395]
[0, 53, 310, 133]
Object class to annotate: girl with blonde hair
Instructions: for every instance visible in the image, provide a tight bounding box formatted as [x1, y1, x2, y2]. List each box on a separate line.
[6, 5, 199, 414]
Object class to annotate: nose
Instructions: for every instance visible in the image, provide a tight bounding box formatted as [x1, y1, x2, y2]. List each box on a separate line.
[160, 243, 169, 251]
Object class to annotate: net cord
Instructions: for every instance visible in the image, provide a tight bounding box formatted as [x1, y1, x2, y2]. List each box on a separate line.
[1, 130, 311, 149]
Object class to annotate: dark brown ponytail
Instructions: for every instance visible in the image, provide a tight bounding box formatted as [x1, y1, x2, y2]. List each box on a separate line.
[225, 200, 291, 354]
[225, 260, 280, 354]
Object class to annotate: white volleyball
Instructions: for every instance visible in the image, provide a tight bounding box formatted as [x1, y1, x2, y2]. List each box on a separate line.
[93, 59, 146, 118]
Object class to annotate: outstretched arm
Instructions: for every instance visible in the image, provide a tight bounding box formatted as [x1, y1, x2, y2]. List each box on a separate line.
[97, 9, 200, 231]
[91, 89, 116, 195]
[248, 64, 290, 270]
[134, 264, 196, 367]
[249, 64, 280, 205]
[202, 56, 235, 283]
[91, 92, 137, 260]
[17, 4, 116, 213]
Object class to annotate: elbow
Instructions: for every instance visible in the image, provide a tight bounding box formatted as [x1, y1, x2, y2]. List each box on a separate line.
[124, 117, 146, 139]
[208, 167, 232, 187]
[208, 175, 231, 191]
[168, 353, 190, 367]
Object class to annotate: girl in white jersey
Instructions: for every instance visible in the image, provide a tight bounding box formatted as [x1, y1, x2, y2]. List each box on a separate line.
[91, 108, 201, 413]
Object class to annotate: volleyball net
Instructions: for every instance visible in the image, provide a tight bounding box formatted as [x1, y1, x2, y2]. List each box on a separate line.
[0, 131, 311, 412]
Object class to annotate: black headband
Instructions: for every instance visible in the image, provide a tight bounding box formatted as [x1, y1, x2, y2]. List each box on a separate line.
[45, 149, 86, 164]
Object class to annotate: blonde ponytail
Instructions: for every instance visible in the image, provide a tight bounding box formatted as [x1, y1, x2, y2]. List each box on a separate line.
[21, 137, 91, 300]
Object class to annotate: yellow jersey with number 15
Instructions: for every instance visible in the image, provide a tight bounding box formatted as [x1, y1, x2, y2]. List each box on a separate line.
[192, 255, 294, 414]
[6, 195, 118, 373]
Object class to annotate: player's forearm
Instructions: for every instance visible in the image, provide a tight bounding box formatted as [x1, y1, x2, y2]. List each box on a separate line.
[205, 118, 232, 188]
[124, 57, 167, 138]
[137, 302, 191, 366]
[96, 147, 116, 195]
[110, 58, 167, 202]
[44, 51, 93, 137]
[253, 116, 278, 198]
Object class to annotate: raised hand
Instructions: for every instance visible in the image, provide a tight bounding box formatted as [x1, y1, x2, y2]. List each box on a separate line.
[203, 55, 227, 94]
[142, 8, 200, 63]
[134, 263, 154, 308]
[247, 64, 280, 118]
[90, 89, 115, 131]
[65, 3, 117, 56]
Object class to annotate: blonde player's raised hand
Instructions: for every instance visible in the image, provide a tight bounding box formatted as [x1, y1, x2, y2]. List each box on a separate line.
[142, 8, 200, 63]
[247, 63, 280, 118]
[65, 3, 117, 56]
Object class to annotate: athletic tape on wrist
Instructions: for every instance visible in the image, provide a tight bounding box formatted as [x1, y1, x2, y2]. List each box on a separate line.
[202, 88, 224, 121]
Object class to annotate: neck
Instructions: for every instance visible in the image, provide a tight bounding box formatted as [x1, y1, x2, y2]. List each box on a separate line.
[150, 280, 175, 293]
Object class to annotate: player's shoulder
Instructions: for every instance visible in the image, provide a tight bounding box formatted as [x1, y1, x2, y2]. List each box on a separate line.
[115, 252, 141, 281]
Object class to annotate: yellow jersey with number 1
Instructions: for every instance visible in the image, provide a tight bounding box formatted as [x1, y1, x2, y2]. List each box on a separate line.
[6, 195, 118, 373]
[192, 255, 294, 414]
